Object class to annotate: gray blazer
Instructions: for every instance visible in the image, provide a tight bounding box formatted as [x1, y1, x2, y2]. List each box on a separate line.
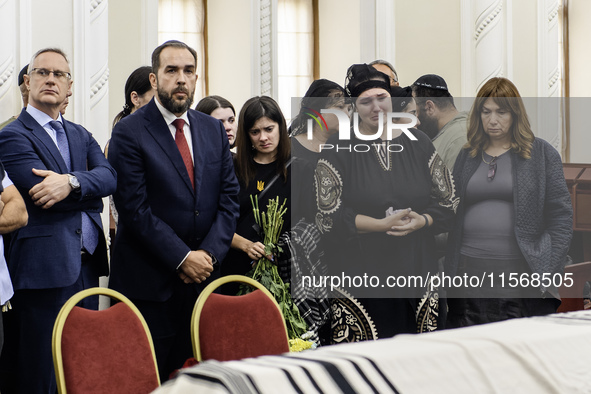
[446, 138, 573, 298]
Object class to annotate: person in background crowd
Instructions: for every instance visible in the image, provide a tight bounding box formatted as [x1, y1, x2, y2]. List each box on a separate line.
[412, 74, 467, 171]
[111, 66, 155, 129]
[196, 95, 237, 149]
[288, 79, 350, 164]
[106, 66, 155, 157]
[446, 77, 573, 328]
[108, 40, 239, 380]
[316, 64, 458, 342]
[0, 48, 116, 393]
[369, 59, 399, 87]
[390, 85, 420, 126]
[0, 65, 30, 130]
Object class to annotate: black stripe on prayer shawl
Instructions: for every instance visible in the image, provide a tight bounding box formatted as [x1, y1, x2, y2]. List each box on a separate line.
[183, 373, 231, 391]
[345, 358, 380, 394]
[184, 372, 262, 394]
[294, 357, 356, 394]
[242, 357, 320, 393]
[359, 356, 400, 393]
[244, 375, 262, 393]
[297, 364, 324, 393]
[277, 368, 305, 394]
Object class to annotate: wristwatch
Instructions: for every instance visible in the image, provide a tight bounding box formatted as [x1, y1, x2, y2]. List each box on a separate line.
[68, 174, 80, 191]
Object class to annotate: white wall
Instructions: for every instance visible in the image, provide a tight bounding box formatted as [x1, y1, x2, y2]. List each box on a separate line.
[568, 0, 591, 163]
[206, 0, 253, 112]
[395, 0, 462, 95]
[317, 0, 361, 85]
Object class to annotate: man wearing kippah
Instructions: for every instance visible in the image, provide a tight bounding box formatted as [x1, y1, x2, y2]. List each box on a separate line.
[412, 74, 468, 171]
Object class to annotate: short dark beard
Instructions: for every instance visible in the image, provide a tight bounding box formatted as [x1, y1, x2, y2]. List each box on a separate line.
[418, 114, 439, 139]
[157, 85, 194, 115]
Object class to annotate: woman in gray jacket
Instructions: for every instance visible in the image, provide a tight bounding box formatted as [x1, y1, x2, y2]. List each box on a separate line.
[446, 77, 573, 327]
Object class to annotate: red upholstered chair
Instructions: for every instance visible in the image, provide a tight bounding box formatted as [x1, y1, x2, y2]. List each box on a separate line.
[557, 261, 591, 312]
[192, 275, 290, 362]
[52, 287, 160, 394]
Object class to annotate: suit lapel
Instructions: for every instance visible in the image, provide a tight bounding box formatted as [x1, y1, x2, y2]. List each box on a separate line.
[20, 110, 70, 174]
[144, 101, 195, 195]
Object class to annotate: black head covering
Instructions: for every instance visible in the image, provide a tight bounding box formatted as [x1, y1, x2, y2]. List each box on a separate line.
[344, 64, 391, 98]
[18, 65, 29, 86]
[390, 86, 413, 111]
[413, 74, 448, 91]
[289, 79, 347, 136]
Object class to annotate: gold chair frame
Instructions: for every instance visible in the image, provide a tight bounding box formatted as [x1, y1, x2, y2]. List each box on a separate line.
[191, 275, 289, 361]
[52, 287, 160, 393]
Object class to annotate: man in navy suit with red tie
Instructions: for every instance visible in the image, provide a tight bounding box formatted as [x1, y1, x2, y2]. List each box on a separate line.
[108, 40, 240, 380]
[0, 48, 116, 393]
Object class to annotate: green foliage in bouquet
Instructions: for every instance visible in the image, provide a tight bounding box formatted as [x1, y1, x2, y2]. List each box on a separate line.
[238, 195, 308, 339]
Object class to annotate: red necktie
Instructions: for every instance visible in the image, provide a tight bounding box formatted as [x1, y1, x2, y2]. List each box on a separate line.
[172, 119, 194, 189]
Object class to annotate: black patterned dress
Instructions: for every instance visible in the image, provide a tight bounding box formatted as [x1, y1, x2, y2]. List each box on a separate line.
[315, 128, 458, 342]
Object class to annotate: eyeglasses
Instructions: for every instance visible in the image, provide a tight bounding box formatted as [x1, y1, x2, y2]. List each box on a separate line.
[30, 68, 72, 81]
[487, 156, 498, 181]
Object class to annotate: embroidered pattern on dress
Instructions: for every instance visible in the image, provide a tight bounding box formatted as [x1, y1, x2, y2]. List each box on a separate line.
[416, 277, 439, 333]
[373, 142, 391, 171]
[315, 159, 342, 233]
[428, 152, 459, 213]
[330, 287, 377, 343]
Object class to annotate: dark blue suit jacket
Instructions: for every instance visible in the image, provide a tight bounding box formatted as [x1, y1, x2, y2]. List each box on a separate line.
[108, 99, 240, 302]
[0, 108, 116, 290]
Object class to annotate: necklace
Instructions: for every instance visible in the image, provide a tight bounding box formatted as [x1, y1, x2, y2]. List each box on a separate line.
[481, 151, 497, 165]
[482, 151, 498, 181]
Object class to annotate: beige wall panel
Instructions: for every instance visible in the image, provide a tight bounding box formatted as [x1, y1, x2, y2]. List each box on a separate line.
[395, 0, 462, 96]
[206, 0, 252, 112]
[108, 0, 147, 129]
[317, 0, 360, 85]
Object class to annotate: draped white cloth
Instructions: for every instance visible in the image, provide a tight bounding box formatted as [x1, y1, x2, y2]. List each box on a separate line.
[154, 310, 591, 393]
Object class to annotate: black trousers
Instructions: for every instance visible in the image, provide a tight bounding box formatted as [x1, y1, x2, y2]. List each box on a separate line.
[131, 282, 199, 382]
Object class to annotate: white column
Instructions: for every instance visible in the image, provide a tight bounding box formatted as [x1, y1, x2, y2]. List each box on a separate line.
[73, 0, 110, 148]
[537, 0, 562, 152]
[359, 0, 395, 65]
[359, 0, 375, 62]
[141, 0, 159, 65]
[0, 0, 18, 121]
[375, 0, 395, 66]
[461, 0, 512, 96]
[252, 0, 277, 98]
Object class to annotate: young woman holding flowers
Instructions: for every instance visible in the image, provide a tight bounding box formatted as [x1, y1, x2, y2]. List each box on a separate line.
[221, 96, 313, 296]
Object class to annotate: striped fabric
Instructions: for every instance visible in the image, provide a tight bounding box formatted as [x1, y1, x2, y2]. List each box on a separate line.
[154, 311, 591, 394]
[158, 349, 400, 393]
